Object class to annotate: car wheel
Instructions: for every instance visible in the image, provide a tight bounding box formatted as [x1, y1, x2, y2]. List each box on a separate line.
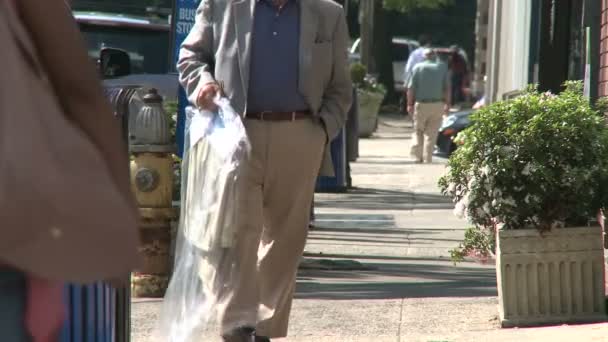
[448, 141, 458, 155]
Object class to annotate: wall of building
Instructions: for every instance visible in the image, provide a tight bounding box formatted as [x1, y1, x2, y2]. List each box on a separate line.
[485, 0, 533, 103]
[599, 0, 608, 97]
[472, 0, 489, 97]
[495, 0, 532, 99]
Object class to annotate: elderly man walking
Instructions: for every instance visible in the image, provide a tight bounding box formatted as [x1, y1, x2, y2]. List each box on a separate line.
[406, 48, 450, 163]
[177, 0, 352, 341]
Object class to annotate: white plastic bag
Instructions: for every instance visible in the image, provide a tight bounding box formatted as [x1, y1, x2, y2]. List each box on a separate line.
[154, 97, 250, 342]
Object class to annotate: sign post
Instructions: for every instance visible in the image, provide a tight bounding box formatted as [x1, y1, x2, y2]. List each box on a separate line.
[172, 0, 201, 157]
[583, 26, 591, 100]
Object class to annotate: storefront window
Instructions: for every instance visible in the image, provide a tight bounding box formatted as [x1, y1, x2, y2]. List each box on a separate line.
[567, 1, 585, 80]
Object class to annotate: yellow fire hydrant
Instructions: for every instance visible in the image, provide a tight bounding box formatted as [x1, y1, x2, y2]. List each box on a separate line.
[129, 88, 176, 297]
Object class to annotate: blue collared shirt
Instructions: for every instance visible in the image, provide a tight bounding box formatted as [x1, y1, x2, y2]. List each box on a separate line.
[246, 0, 309, 113]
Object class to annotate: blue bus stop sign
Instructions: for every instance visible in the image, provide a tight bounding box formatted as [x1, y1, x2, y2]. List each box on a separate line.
[173, 0, 201, 157]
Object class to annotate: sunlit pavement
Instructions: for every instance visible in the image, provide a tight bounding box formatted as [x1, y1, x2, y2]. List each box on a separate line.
[131, 114, 608, 342]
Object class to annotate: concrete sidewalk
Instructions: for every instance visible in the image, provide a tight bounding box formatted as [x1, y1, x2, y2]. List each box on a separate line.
[131, 114, 608, 341]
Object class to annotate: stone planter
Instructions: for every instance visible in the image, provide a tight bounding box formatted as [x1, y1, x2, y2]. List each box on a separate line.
[497, 227, 607, 327]
[357, 89, 384, 138]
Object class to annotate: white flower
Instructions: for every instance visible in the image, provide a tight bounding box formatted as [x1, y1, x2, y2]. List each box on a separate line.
[493, 188, 503, 198]
[485, 182, 492, 192]
[543, 91, 557, 98]
[524, 195, 531, 204]
[483, 202, 491, 214]
[454, 200, 466, 219]
[480, 165, 491, 176]
[447, 182, 456, 194]
[467, 176, 478, 189]
[503, 197, 516, 206]
[522, 163, 532, 176]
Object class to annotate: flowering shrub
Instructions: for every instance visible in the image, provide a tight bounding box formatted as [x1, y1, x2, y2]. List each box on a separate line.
[350, 63, 386, 95]
[449, 226, 496, 264]
[439, 81, 608, 232]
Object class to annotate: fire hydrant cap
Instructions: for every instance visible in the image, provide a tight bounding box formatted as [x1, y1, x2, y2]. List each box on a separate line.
[143, 88, 163, 104]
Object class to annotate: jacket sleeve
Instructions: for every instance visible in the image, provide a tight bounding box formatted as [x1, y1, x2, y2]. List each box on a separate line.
[319, 9, 353, 141]
[177, 0, 216, 106]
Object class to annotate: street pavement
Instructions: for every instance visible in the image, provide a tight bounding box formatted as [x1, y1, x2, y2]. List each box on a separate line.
[132, 114, 608, 341]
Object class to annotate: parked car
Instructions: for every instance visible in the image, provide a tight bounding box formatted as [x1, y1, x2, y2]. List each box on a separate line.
[348, 37, 419, 92]
[74, 11, 178, 101]
[435, 108, 474, 155]
[390, 37, 419, 92]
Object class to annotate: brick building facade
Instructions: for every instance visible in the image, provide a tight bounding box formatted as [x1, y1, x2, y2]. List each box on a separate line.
[600, 0, 608, 97]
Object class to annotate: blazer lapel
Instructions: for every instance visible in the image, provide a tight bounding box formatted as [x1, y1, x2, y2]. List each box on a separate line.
[299, 0, 317, 98]
[233, 0, 255, 97]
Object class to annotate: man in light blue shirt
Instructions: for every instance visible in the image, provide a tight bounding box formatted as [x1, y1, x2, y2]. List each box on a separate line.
[404, 35, 431, 87]
[406, 48, 451, 163]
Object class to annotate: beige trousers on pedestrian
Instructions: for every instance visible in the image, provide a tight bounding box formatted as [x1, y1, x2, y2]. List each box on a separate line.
[220, 118, 326, 338]
[410, 102, 444, 163]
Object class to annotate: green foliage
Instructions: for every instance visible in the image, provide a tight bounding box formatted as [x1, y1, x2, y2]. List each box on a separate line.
[162, 100, 181, 201]
[439, 81, 608, 232]
[382, 0, 452, 12]
[449, 226, 496, 264]
[362, 75, 387, 95]
[163, 100, 178, 143]
[350, 63, 386, 95]
[350, 63, 367, 86]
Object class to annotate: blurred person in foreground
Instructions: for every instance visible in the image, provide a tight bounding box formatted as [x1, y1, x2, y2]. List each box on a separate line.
[178, 0, 352, 340]
[0, 1, 140, 341]
[407, 48, 451, 164]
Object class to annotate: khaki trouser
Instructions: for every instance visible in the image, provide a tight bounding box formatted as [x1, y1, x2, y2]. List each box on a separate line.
[220, 118, 326, 338]
[410, 102, 444, 163]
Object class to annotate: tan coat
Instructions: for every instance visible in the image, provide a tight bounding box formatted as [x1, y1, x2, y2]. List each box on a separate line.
[177, 0, 353, 176]
[15, 0, 134, 194]
[1, 0, 140, 282]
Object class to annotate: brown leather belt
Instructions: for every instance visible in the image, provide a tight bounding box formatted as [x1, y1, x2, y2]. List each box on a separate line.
[245, 111, 311, 121]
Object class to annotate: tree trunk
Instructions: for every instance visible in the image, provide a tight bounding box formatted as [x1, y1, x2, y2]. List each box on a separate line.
[373, 4, 395, 102]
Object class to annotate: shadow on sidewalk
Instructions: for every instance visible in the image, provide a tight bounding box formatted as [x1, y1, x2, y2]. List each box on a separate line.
[309, 212, 465, 245]
[316, 187, 453, 211]
[295, 259, 497, 300]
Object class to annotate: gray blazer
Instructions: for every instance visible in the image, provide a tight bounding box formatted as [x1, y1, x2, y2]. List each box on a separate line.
[177, 0, 353, 176]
